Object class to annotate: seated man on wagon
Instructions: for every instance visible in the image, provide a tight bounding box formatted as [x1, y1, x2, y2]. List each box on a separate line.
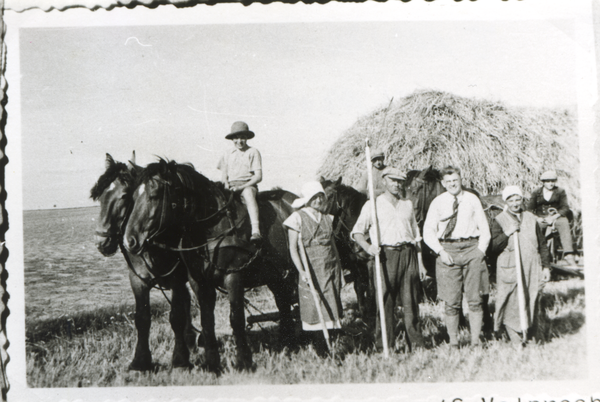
[526, 170, 577, 267]
[218, 121, 263, 243]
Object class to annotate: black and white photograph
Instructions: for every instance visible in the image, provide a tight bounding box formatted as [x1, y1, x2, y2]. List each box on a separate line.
[2, 1, 599, 401]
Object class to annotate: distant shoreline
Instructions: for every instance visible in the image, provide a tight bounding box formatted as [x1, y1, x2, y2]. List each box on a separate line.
[23, 206, 98, 213]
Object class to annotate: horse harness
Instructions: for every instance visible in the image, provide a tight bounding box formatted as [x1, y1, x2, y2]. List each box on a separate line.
[143, 176, 263, 278]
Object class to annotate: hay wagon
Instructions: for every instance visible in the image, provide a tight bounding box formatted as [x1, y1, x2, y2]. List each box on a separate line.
[317, 90, 583, 277]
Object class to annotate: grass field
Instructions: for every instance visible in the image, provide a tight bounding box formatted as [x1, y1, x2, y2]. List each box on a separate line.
[23, 207, 587, 387]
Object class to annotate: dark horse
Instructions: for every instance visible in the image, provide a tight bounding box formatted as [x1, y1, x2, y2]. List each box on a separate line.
[320, 178, 372, 320]
[404, 166, 446, 299]
[123, 159, 297, 372]
[91, 154, 197, 371]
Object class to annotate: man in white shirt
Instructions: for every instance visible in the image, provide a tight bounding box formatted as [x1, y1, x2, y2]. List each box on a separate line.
[352, 167, 427, 352]
[423, 166, 490, 348]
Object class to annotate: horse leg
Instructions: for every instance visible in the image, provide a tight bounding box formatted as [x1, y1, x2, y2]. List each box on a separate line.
[188, 275, 220, 373]
[169, 278, 193, 369]
[353, 261, 372, 321]
[128, 272, 153, 371]
[265, 270, 296, 350]
[366, 259, 377, 328]
[224, 272, 253, 370]
[183, 283, 201, 350]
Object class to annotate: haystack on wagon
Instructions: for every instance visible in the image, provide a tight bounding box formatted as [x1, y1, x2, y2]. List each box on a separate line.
[317, 90, 582, 275]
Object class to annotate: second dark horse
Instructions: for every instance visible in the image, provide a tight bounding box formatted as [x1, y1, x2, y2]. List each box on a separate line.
[123, 159, 298, 372]
[91, 154, 197, 371]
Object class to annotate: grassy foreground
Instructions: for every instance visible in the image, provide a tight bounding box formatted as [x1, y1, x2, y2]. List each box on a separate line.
[25, 278, 586, 387]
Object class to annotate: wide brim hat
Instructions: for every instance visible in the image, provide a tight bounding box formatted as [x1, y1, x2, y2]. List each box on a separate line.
[502, 185, 523, 201]
[540, 170, 558, 181]
[381, 167, 406, 181]
[225, 121, 255, 140]
[292, 181, 325, 209]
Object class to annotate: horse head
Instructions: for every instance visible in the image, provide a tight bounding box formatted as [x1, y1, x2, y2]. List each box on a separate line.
[90, 153, 139, 256]
[123, 159, 213, 255]
[405, 165, 444, 227]
[320, 176, 343, 215]
[319, 176, 367, 248]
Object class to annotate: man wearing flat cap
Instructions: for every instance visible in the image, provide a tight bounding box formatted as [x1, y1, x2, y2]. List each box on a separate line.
[526, 170, 577, 267]
[352, 166, 427, 352]
[355, 148, 387, 198]
[218, 121, 263, 242]
[489, 186, 551, 344]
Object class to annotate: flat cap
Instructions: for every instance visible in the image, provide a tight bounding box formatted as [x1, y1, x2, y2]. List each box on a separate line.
[540, 170, 558, 181]
[381, 167, 406, 180]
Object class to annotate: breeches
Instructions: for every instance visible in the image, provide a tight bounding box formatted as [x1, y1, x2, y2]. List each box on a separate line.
[539, 216, 573, 254]
[436, 240, 488, 313]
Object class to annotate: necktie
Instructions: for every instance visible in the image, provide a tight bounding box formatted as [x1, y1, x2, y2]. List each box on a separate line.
[443, 196, 459, 239]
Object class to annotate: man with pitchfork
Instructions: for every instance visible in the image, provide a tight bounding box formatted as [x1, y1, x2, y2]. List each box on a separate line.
[423, 166, 490, 348]
[352, 167, 428, 353]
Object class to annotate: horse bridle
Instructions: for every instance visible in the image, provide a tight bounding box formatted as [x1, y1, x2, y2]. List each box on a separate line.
[409, 176, 429, 226]
[144, 176, 236, 252]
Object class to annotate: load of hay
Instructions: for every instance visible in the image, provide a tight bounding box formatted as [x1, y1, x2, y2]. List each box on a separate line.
[317, 90, 580, 211]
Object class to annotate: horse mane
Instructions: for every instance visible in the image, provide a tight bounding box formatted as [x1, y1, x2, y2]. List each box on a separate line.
[336, 183, 366, 203]
[90, 161, 133, 200]
[321, 178, 367, 209]
[406, 167, 442, 184]
[405, 170, 421, 183]
[137, 158, 230, 199]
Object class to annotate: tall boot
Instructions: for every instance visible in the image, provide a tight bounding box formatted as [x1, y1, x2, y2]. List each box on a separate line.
[445, 313, 460, 347]
[469, 310, 483, 346]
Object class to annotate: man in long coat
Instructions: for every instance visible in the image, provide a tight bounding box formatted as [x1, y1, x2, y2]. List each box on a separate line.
[490, 186, 551, 343]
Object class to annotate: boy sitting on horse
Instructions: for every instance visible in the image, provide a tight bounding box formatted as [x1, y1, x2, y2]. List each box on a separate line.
[218, 121, 263, 243]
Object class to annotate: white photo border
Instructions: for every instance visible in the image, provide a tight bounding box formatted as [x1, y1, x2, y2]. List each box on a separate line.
[2, 1, 599, 401]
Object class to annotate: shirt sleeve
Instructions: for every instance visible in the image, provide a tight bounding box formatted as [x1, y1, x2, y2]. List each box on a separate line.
[473, 196, 491, 253]
[423, 198, 443, 254]
[351, 202, 372, 241]
[488, 216, 509, 256]
[217, 152, 227, 172]
[407, 200, 422, 243]
[556, 188, 570, 217]
[249, 148, 262, 173]
[525, 188, 539, 213]
[283, 211, 302, 232]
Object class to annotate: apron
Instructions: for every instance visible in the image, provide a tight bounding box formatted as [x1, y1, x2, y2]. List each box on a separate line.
[297, 209, 343, 328]
[494, 211, 543, 332]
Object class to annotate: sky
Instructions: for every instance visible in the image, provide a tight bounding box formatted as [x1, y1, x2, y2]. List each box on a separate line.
[18, 15, 578, 210]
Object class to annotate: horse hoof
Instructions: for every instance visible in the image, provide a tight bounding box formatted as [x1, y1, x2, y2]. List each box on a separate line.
[233, 360, 256, 372]
[128, 360, 154, 372]
[172, 360, 194, 370]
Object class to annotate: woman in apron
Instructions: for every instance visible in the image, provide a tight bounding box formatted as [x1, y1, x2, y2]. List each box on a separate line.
[283, 181, 343, 355]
